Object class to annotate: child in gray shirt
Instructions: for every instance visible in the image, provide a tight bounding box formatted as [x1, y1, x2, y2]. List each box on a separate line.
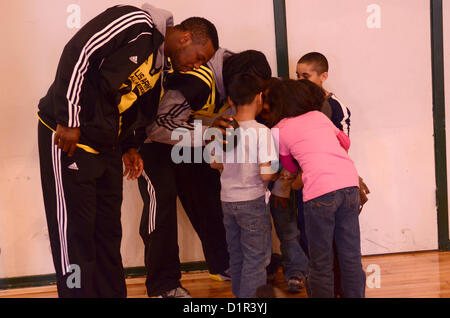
[211, 73, 278, 298]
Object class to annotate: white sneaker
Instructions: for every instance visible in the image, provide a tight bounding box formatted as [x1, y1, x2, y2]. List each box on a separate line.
[153, 286, 192, 298]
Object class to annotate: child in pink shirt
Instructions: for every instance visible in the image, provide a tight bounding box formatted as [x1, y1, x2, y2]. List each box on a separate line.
[275, 110, 358, 201]
[268, 79, 366, 298]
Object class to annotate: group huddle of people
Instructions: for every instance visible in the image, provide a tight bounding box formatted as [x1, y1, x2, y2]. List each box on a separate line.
[36, 4, 369, 298]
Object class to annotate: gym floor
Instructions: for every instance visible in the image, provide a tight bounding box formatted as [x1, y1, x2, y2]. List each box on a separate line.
[1, 251, 449, 298]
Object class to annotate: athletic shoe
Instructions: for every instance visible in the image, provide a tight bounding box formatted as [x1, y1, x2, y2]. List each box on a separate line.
[153, 286, 192, 298]
[209, 268, 231, 282]
[287, 276, 304, 293]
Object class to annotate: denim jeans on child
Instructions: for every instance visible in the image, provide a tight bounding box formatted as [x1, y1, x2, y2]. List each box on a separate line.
[295, 189, 309, 257]
[269, 195, 309, 280]
[297, 189, 344, 297]
[303, 187, 366, 298]
[221, 195, 272, 298]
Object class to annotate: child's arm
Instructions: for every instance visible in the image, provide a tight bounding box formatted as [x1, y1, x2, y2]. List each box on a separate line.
[279, 154, 299, 174]
[336, 128, 351, 151]
[260, 162, 278, 182]
[259, 127, 281, 182]
[358, 176, 370, 213]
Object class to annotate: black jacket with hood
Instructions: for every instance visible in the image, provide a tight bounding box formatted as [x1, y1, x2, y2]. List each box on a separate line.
[38, 4, 172, 154]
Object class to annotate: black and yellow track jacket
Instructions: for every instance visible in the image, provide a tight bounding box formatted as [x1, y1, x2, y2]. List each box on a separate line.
[144, 48, 235, 147]
[38, 5, 172, 154]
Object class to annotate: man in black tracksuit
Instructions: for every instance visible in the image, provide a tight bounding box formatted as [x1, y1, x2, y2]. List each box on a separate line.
[137, 50, 272, 297]
[37, 4, 218, 297]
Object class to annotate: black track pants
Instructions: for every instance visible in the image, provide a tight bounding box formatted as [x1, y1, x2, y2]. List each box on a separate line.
[38, 121, 126, 298]
[138, 142, 229, 296]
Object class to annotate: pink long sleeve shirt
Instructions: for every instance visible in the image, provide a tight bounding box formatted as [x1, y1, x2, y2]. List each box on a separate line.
[273, 111, 359, 202]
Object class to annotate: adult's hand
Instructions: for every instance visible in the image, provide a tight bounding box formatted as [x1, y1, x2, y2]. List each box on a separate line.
[54, 124, 80, 157]
[122, 148, 144, 180]
[210, 115, 235, 146]
[212, 115, 234, 135]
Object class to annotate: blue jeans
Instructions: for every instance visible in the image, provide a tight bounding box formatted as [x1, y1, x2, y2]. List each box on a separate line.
[295, 190, 309, 257]
[222, 195, 272, 298]
[303, 187, 366, 298]
[270, 195, 309, 280]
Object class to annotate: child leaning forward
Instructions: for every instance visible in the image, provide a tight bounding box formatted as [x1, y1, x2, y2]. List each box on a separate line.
[210, 73, 278, 298]
[268, 79, 366, 298]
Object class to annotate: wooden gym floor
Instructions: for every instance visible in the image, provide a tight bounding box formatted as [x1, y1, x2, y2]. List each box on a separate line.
[1, 251, 450, 298]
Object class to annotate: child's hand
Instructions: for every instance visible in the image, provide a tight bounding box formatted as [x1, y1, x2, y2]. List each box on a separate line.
[358, 176, 370, 213]
[291, 172, 304, 190]
[280, 169, 295, 181]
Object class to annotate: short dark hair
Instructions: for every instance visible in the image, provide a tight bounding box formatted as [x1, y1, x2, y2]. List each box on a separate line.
[223, 50, 272, 96]
[228, 73, 264, 106]
[267, 79, 325, 126]
[297, 52, 329, 74]
[176, 17, 219, 50]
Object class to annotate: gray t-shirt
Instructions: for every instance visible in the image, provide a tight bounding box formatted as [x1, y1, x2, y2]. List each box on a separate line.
[217, 120, 278, 202]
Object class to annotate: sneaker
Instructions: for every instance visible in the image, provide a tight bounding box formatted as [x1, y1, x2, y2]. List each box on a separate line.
[209, 268, 231, 282]
[153, 286, 192, 298]
[287, 276, 304, 294]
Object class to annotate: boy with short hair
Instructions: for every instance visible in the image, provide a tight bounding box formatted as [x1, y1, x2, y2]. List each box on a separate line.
[296, 52, 351, 135]
[210, 73, 278, 298]
[296, 52, 370, 204]
[295, 52, 370, 297]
